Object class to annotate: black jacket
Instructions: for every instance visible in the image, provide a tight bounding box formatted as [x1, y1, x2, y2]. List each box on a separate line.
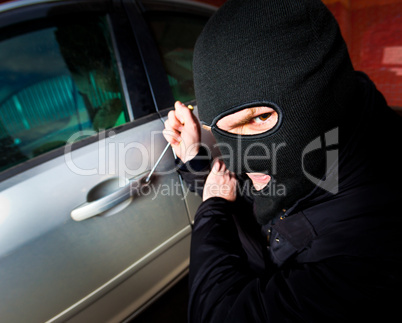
[180, 73, 402, 322]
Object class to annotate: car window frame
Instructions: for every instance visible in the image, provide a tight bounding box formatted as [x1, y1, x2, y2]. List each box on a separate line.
[122, 0, 216, 115]
[0, 0, 156, 182]
[131, 0, 216, 113]
[122, 0, 176, 114]
[139, 0, 217, 16]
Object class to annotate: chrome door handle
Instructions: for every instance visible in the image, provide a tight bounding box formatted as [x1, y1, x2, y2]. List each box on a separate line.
[71, 173, 148, 221]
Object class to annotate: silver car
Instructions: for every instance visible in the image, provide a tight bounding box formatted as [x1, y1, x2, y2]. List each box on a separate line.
[0, 0, 215, 321]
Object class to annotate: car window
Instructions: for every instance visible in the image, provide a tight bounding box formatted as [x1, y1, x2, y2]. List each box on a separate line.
[145, 12, 209, 103]
[0, 16, 129, 172]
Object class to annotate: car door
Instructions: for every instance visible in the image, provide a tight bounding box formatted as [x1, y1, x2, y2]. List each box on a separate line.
[0, 0, 192, 322]
[137, 0, 218, 223]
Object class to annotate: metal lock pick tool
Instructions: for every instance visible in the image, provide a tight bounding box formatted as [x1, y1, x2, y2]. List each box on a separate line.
[145, 105, 194, 183]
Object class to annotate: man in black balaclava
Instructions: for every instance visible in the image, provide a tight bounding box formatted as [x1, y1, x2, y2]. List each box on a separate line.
[163, 0, 402, 321]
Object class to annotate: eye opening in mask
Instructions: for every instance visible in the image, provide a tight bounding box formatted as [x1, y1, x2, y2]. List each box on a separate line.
[211, 102, 283, 138]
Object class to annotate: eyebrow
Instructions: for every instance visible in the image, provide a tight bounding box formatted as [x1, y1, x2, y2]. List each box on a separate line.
[216, 107, 273, 131]
[230, 108, 258, 127]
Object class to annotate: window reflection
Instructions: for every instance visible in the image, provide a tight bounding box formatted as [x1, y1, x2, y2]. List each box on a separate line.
[0, 16, 128, 172]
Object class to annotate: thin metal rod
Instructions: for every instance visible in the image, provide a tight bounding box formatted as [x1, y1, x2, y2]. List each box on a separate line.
[145, 142, 171, 183]
[145, 105, 194, 183]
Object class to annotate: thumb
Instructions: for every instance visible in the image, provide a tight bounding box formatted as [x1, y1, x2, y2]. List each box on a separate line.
[175, 101, 195, 125]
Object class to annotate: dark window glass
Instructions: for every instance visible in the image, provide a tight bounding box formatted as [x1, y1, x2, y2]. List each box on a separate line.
[0, 16, 129, 172]
[145, 12, 209, 103]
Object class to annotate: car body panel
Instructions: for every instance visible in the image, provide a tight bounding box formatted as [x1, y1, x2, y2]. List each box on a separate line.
[0, 0, 215, 321]
[0, 118, 191, 322]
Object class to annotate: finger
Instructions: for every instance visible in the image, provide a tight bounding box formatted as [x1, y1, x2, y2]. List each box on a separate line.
[163, 134, 180, 146]
[163, 129, 181, 145]
[167, 110, 183, 131]
[175, 101, 196, 126]
[219, 161, 228, 172]
[211, 160, 221, 174]
[216, 160, 229, 173]
[164, 121, 182, 139]
[214, 160, 228, 176]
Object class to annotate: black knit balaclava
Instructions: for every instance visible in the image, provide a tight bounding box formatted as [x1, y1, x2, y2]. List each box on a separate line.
[193, 0, 356, 224]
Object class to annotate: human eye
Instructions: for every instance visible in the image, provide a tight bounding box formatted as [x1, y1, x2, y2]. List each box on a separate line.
[252, 113, 272, 124]
[216, 106, 278, 135]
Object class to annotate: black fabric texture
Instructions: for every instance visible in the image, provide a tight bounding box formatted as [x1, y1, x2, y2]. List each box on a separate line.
[186, 73, 402, 322]
[176, 145, 211, 196]
[193, 0, 358, 224]
[182, 0, 402, 320]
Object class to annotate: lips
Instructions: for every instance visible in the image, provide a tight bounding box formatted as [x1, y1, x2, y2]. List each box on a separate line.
[246, 173, 271, 183]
